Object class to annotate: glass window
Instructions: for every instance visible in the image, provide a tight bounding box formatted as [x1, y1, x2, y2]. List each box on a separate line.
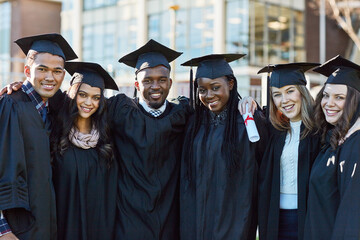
[116, 18, 137, 80]
[226, 0, 249, 65]
[148, 14, 160, 40]
[148, 5, 213, 74]
[62, 0, 73, 11]
[249, 1, 265, 65]
[84, 0, 117, 11]
[248, 1, 305, 65]
[0, 2, 11, 87]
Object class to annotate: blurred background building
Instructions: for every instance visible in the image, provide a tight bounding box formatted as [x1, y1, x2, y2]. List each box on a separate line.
[0, 0, 358, 105]
[0, 0, 62, 87]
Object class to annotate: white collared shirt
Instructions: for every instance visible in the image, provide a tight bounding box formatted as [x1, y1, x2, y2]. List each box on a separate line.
[139, 97, 167, 117]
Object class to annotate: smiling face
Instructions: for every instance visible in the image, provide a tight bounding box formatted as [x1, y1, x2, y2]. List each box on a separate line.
[271, 85, 302, 122]
[321, 84, 347, 125]
[197, 76, 234, 114]
[135, 65, 172, 109]
[75, 83, 101, 120]
[24, 52, 65, 101]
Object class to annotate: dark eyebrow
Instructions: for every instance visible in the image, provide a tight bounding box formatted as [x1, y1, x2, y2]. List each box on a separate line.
[209, 82, 221, 85]
[285, 86, 296, 91]
[78, 90, 101, 97]
[37, 65, 49, 68]
[37, 65, 64, 70]
[323, 90, 346, 96]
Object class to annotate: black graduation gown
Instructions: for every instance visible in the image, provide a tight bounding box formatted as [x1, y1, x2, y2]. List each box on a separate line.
[107, 94, 192, 240]
[331, 130, 360, 240]
[53, 145, 118, 240]
[258, 124, 320, 240]
[0, 91, 57, 240]
[304, 132, 340, 240]
[180, 109, 267, 240]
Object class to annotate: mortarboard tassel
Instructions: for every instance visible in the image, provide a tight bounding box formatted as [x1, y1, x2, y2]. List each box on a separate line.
[133, 86, 137, 98]
[190, 66, 194, 108]
[266, 65, 270, 120]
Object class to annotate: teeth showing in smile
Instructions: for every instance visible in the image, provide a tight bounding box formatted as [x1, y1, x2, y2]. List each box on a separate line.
[283, 105, 294, 111]
[150, 93, 161, 99]
[208, 101, 218, 107]
[81, 106, 92, 113]
[326, 109, 338, 115]
[42, 84, 55, 90]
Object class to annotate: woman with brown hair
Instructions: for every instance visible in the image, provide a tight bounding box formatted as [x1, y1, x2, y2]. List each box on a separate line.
[304, 55, 360, 240]
[241, 63, 321, 240]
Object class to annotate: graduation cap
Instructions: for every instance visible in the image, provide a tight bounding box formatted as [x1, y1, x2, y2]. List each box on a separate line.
[181, 53, 246, 79]
[181, 53, 246, 107]
[257, 62, 319, 119]
[65, 62, 118, 91]
[15, 33, 78, 61]
[118, 39, 182, 73]
[313, 55, 360, 92]
[258, 62, 320, 88]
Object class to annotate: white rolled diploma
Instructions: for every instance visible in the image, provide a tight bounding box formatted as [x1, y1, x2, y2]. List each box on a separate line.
[240, 103, 260, 142]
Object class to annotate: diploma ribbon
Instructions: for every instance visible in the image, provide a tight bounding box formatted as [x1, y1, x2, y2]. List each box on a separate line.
[244, 115, 254, 126]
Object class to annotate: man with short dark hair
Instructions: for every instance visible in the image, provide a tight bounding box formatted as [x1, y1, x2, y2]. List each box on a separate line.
[0, 33, 77, 240]
[108, 39, 192, 240]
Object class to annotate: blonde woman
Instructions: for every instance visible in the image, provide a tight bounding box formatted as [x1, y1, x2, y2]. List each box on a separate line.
[240, 63, 321, 240]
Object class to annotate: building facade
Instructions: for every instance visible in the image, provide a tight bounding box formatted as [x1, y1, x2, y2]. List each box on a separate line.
[1, 0, 356, 105]
[0, 0, 62, 87]
[61, 0, 312, 103]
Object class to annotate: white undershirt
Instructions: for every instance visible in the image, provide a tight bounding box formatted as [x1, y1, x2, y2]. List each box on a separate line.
[139, 97, 167, 115]
[280, 120, 301, 209]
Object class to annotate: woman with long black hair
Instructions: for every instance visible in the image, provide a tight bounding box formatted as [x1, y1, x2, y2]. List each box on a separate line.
[304, 55, 360, 240]
[180, 54, 267, 240]
[50, 62, 119, 240]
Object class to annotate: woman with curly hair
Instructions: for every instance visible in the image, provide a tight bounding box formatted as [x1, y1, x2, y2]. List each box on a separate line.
[180, 54, 268, 240]
[50, 62, 119, 240]
[304, 55, 360, 240]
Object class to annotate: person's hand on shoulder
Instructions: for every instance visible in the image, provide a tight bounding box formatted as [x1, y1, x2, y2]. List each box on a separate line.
[0, 82, 23, 96]
[0, 233, 19, 240]
[238, 96, 257, 115]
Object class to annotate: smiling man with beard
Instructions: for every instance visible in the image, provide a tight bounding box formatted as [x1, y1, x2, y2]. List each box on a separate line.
[107, 39, 192, 240]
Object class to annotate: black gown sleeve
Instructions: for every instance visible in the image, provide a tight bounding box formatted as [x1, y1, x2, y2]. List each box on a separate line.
[0, 96, 30, 212]
[48, 89, 66, 116]
[331, 132, 360, 240]
[253, 110, 269, 166]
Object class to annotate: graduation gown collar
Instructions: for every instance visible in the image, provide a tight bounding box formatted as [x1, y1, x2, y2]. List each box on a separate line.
[138, 97, 167, 114]
[135, 97, 171, 119]
[206, 107, 228, 126]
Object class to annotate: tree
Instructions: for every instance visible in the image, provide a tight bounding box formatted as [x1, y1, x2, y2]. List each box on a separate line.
[312, 0, 360, 51]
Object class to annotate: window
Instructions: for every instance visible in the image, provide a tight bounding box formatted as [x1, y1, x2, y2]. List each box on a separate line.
[0, 2, 11, 87]
[84, 0, 117, 11]
[62, 0, 73, 11]
[226, 0, 249, 65]
[225, 0, 305, 66]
